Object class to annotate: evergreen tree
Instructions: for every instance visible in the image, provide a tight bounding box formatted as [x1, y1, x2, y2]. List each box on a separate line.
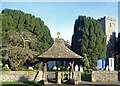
[71, 16, 107, 68]
[1, 9, 53, 69]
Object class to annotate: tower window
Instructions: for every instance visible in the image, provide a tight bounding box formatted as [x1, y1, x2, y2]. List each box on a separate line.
[110, 23, 111, 27]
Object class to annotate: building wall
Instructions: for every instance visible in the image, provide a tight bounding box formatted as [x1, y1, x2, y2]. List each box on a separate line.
[98, 16, 116, 57]
[0, 71, 43, 82]
[92, 71, 118, 82]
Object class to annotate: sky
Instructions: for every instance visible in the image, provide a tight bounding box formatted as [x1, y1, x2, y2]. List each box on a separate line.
[1, 2, 118, 44]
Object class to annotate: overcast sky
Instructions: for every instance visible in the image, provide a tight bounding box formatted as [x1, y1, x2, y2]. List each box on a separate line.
[1, 2, 118, 43]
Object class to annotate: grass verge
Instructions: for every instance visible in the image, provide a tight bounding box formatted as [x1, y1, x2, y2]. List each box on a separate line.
[1, 81, 43, 86]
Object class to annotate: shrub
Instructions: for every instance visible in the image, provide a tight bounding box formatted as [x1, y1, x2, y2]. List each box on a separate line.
[93, 67, 98, 71]
[2, 66, 11, 71]
[12, 67, 27, 71]
[81, 72, 91, 81]
[83, 67, 93, 73]
[52, 66, 57, 70]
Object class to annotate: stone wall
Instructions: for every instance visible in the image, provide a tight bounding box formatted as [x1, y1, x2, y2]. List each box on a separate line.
[92, 71, 118, 82]
[0, 71, 43, 82]
[73, 71, 81, 84]
[56, 72, 61, 84]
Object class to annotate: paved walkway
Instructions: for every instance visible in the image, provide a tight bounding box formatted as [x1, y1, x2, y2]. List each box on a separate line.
[44, 81, 120, 86]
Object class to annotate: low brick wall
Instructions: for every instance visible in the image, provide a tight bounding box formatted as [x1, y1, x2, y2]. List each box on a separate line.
[92, 71, 118, 82]
[0, 71, 43, 82]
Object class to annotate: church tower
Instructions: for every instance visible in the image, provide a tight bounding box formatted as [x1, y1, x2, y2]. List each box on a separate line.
[98, 16, 116, 58]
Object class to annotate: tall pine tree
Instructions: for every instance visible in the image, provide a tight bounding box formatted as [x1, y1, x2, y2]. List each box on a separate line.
[71, 16, 107, 68]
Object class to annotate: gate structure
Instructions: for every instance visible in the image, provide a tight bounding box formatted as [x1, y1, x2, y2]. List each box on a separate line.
[38, 37, 83, 84]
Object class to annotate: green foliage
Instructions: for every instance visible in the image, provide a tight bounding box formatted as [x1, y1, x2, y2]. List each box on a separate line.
[81, 72, 91, 81]
[2, 9, 52, 52]
[82, 53, 92, 73]
[12, 67, 33, 71]
[2, 81, 43, 86]
[58, 66, 65, 69]
[2, 66, 11, 71]
[12, 67, 26, 71]
[1, 9, 53, 69]
[82, 54, 90, 68]
[71, 16, 107, 69]
[34, 62, 43, 70]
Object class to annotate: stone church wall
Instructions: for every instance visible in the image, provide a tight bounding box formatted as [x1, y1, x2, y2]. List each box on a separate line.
[98, 16, 116, 57]
[0, 71, 43, 82]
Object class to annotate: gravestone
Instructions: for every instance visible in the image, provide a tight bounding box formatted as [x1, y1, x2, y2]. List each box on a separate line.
[106, 65, 109, 71]
[53, 66, 57, 70]
[80, 66, 83, 72]
[75, 65, 78, 71]
[28, 67, 33, 70]
[5, 64, 9, 69]
[97, 59, 102, 70]
[58, 68, 60, 70]
[97, 59, 105, 70]
[109, 58, 114, 71]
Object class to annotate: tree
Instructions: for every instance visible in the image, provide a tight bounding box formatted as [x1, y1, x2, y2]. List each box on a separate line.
[2, 9, 53, 53]
[82, 54, 90, 69]
[2, 30, 38, 69]
[71, 16, 107, 68]
[1, 9, 53, 69]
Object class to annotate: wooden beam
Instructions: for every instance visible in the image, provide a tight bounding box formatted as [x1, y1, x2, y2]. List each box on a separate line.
[71, 59, 75, 80]
[43, 59, 47, 81]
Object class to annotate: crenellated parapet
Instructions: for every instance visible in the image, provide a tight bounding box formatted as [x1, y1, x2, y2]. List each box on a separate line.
[98, 16, 116, 22]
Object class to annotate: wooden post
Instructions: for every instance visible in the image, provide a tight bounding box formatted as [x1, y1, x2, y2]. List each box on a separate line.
[69, 59, 75, 83]
[43, 59, 48, 84]
[71, 59, 74, 80]
[68, 61, 72, 80]
[56, 72, 61, 84]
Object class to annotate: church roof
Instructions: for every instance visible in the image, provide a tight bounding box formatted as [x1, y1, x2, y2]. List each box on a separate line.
[38, 38, 83, 59]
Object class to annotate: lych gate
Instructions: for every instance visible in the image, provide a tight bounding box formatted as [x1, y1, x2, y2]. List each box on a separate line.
[38, 38, 83, 84]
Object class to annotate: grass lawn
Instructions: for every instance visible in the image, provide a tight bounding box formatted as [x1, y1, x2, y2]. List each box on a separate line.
[1, 81, 43, 86]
